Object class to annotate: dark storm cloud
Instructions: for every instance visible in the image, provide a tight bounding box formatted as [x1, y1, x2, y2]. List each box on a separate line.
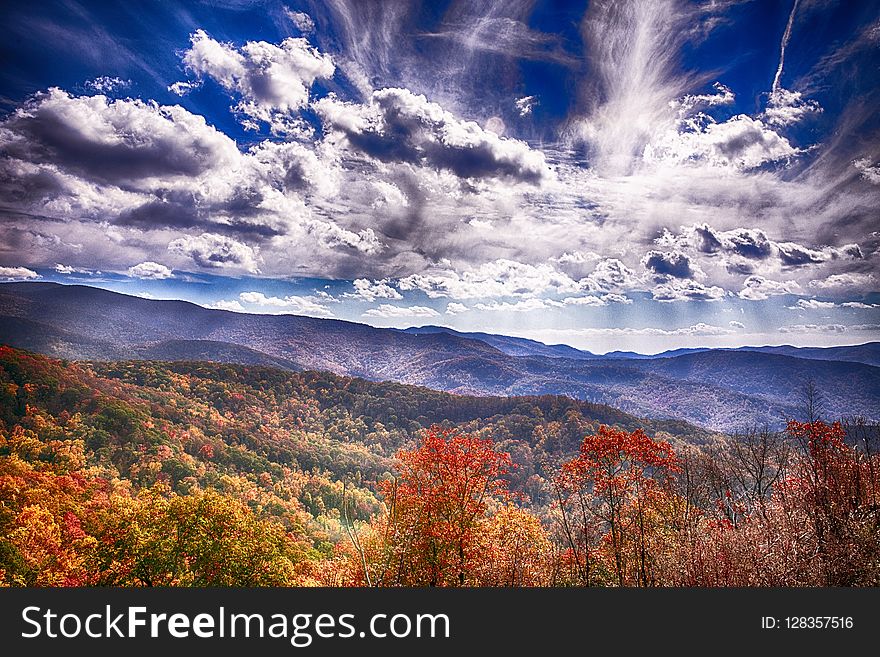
[0, 160, 68, 203]
[692, 223, 723, 253]
[642, 250, 694, 279]
[777, 242, 827, 267]
[116, 192, 288, 239]
[0, 89, 238, 188]
[316, 88, 550, 184]
[724, 228, 774, 259]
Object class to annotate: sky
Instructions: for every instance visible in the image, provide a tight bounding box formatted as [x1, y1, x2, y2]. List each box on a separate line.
[0, 0, 878, 354]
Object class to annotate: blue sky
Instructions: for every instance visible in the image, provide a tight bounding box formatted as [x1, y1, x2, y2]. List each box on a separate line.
[1, 0, 878, 353]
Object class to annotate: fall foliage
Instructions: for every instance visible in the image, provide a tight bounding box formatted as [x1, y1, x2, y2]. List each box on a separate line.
[0, 345, 877, 587]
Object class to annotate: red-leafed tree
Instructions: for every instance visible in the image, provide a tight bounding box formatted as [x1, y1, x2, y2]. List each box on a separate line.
[350, 425, 513, 586]
[554, 425, 680, 586]
[779, 420, 880, 585]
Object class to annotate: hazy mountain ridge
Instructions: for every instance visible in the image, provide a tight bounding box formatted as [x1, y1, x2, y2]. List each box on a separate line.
[1, 282, 877, 431]
[404, 324, 880, 367]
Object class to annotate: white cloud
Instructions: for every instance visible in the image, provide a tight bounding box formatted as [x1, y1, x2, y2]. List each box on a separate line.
[445, 302, 468, 315]
[167, 233, 259, 272]
[474, 298, 560, 312]
[535, 323, 735, 338]
[670, 223, 863, 273]
[178, 29, 334, 134]
[808, 272, 876, 291]
[762, 88, 822, 127]
[652, 279, 725, 302]
[561, 295, 607, 307]
[553, 250, 601, 266]
[127, 261, 172, 279]
[0, 266, 39, 281]
[561, 293, 632, 306]
[54, 263, 97, 275]
[238, 291, 333, 317]
[729, 320, 745, 329]
[398, 258, 580, 299]
[779, 324, 847, 334]
[304, 220, 383, 254]
[738, 275, 800, 301]
[370, 180, 409, 208]
[363, 304, 440, 318]
[580, 258, 639, 292]
[84, 76, 129, 93]
[841, 301, 880, 309]
[515, 95, 537, 116]
[239, 291, 289, 307]
[208, 299, 246, 312]
[168, 81, 200, 96]
[314, 87, 550, 183]
[854, 158, 880, 184]
[284, 9, 315, 34]
[792, 299, 836, 310]
[346, 278, 402, 302]
[1, 88, 241, 188]
[645, 114, 801, 171]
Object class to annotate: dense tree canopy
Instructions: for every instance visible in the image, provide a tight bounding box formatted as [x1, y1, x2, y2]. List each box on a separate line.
[0, 346, 877, 587]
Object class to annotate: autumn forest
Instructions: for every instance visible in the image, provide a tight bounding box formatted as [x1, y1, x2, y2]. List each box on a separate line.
[0, 345, 877, 587]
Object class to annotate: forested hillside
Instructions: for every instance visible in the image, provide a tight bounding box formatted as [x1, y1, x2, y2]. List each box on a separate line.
[1, 345, 877, 587]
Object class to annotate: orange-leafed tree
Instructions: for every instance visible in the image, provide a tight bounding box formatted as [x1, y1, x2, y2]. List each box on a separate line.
[554, 425, 680, 586]
[351, 425, 513, 586]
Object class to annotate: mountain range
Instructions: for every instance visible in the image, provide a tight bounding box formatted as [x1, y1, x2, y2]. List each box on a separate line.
[1, 281, 877, 432]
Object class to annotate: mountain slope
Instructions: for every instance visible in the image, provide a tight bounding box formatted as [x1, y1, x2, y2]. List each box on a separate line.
[401, 325, 598, 359]
[1, 282, 877, 431]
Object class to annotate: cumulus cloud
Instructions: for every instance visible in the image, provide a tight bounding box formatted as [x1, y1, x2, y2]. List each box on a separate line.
[762, 88, 822, 127]
[363, 304, 440, 318]
[445, 302, 468, 315]
[738, 275, 800, 301]
[729, 320, 745, 329]
[0, 265, 39, 281]
[84, 76, 129, 94]
[398, 258, 581, 299]
[178, 29, 335, 134]
[54, 263, 97, 275]
[580, 258, 639, 292]
[1, 7, 877, 348]
[669, 224, 861, 274]
[167, 233, 259, 272]
[808, 272, 876, 291]
[208, 299, 246, 312]
[127, 261, 172, 279]
[314, 87, 550, 183]
[346, 278, 402, 301]
[645, 114, 801, 170]
[515, 95, 537, 116]
[792, 299, 836, 310]
[652, 279, 725, 302]
[715, 227, 774, 259]
[168, 81, 200, 96]
[776, 242, 832, 267]
[238, 291, 333, 317]
[642, 250, 694, 279]
[0, 88, 240, 187]
[562, 293, 632, 306]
